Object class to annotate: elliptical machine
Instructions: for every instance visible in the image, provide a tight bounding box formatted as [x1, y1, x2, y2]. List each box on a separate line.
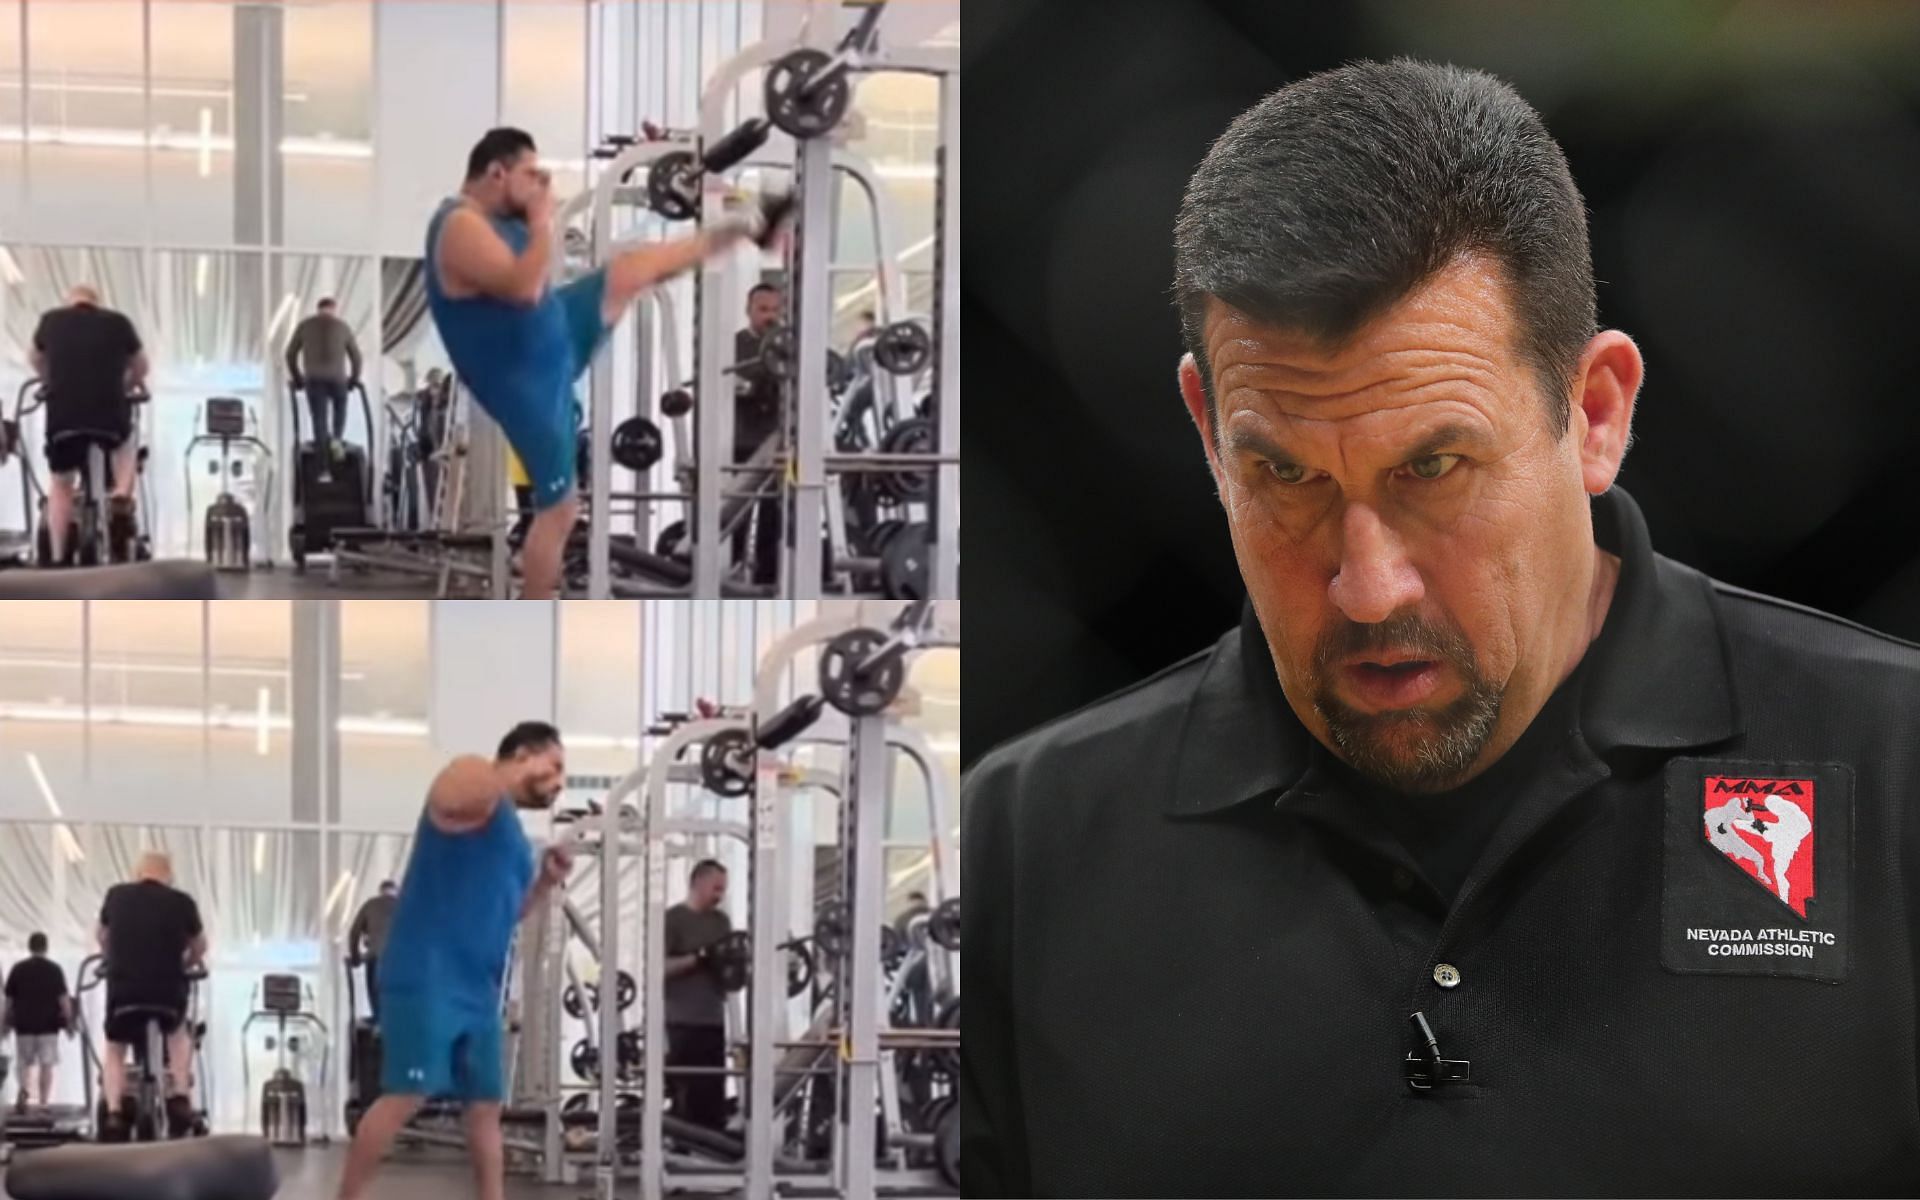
[186, 397, 273, 572]
[241, 974, 327, 1148]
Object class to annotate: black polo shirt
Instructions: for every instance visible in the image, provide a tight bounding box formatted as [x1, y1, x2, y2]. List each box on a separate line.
[962, 486, 1920, 1197]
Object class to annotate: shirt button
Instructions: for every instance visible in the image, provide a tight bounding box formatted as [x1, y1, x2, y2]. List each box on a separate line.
[1392, 867, 1415, 892]
[1431, 962, 1462, 989]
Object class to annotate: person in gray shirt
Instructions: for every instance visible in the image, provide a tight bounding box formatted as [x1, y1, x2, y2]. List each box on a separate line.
[348, 880, 399, 1020]
[285, 297, 365, 477]
[663, 860, 733, 1129]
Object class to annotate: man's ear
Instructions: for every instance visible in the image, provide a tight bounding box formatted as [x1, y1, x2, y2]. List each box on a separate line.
[1570, 330, 1643, 496]
[1178, 354, 1227, 499]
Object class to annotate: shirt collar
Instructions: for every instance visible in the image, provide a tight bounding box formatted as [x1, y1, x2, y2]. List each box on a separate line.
[1165, 485, 1741, 817]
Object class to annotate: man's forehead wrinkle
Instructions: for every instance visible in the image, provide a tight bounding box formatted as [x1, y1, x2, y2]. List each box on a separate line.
[1219, 354, 1507, 423]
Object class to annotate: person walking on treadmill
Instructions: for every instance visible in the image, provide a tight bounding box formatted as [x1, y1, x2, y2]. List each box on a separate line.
[286, 297, 365, 483]
[29, 285, 148, 565]
[96, 851, 207, 1141]
[4, 933, 73, 1110]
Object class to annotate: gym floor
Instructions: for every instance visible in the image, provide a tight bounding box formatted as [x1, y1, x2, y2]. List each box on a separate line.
[269, 1146, 577, 1199]
[212, 570, 441, 599]
[0, 1144, 586, 1199]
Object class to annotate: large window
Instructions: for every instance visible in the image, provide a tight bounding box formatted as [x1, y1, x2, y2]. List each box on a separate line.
[0, 2, 24, 230]
[23, 1, 147, 245]
[339, 600, 433, 830]
[502, 1, 587, 198]
[150, 1, 237, 246]
[283, 0, 372, 250]
[559, 601, 643, 780]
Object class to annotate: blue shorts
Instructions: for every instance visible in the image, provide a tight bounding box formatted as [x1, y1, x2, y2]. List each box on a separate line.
[481, 269, 610, 512]
[378, 993, 505, 1103]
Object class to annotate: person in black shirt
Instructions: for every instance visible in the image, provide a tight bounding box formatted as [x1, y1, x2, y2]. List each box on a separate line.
[29, 285, 149, 564]
[4, 932, 72, 1109]
[966, 59, 1920, 1197]
[96, 850, 206, 1139]
[732, 283, 786, 585]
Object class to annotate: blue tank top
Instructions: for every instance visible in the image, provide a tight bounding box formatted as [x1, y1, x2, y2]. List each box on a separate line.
[423, 198, 574, 417]
[380, 794, 536, 1011]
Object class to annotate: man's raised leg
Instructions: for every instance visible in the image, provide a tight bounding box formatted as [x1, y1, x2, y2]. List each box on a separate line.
[337, 1093, 426, 1200]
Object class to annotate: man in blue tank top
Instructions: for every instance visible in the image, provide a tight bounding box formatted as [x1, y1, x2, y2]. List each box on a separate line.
[427, 127, 794, 599]
[336, 721, 572, 1200]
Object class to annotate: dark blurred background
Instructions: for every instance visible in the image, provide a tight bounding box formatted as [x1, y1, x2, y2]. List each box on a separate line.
[964, 0, 1920, 766]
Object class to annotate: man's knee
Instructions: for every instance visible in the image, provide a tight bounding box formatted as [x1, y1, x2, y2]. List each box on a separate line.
[531, 494, 578, 532]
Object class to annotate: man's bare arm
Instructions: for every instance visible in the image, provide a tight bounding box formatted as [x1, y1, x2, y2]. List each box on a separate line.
[438, 207, 553, 307]
[427, 755, 505, 833]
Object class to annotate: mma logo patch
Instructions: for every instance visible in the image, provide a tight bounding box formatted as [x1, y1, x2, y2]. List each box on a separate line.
[1701, 775, 1815, 917]
[1662, 759, 1851, 984]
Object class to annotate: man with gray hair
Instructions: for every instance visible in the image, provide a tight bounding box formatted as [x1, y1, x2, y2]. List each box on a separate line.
[964, 58, 1920, 1195]
[29, 284, 148, 564]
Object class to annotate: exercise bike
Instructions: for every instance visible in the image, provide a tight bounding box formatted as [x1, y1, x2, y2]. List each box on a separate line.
[10, 380, 154, 567]
[78, 955, 212, 1143]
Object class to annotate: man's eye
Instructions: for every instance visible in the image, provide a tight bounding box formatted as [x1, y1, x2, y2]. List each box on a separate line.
[1266, 461, 1310, 485]
[1405, 453, 1462, 481]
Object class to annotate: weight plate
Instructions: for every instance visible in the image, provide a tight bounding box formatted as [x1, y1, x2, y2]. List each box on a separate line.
[609, 416, 664, 473]
[616, 1029, 643, 1075]
[645, 150, 700, 221]
[813, 902, 850, 958]
[784, 941, 815, 998]
[569, 1038, 600, 1082]
[873, 320, 931, 375]
[876, 418, 934, 503]
[764, 48, 852, 141]
[614, 970, 638, 1012]
[881, 521, 930, 601]
[864, 518, 905, 558]
[818, 627, 906, 717]
[759, 326, 796, 381]
[660, 389, 694, 418]
[563, 984, 587, 1021]
[705, 930, 753, 993]
[562, 1093, 592, 1115]
[699, 727, 754, 797]
[655, 520, 689, 561]
[927, 896, 961, 952]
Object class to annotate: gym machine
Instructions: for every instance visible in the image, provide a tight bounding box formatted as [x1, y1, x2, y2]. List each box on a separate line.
[563, 0, 958, 600]
[571, 601, 958, 1200]
[5, 379, 157, 568]
[286, 379, 379, 573]
[185, 397, 274, 572]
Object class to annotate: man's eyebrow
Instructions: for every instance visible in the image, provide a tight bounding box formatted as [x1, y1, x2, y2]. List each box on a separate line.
[1400, 421, 1492, 461]
[1223, 421, 1492, 465]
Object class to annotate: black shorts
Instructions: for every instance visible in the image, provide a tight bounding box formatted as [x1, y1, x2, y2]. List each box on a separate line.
[104, 982, 187, 1045]
[45, 429, 130, 476]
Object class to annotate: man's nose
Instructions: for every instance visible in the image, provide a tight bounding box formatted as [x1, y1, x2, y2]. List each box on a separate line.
[1327, 503, 1424, 625]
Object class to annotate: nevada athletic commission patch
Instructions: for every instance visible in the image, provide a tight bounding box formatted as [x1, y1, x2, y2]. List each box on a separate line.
[1661, 759, 1852, 984]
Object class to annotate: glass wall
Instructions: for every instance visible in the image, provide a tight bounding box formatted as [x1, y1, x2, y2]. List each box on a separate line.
[283, 0, 373, 252]
[150, 1, 237, 247]
[21, 0, 146, 244]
